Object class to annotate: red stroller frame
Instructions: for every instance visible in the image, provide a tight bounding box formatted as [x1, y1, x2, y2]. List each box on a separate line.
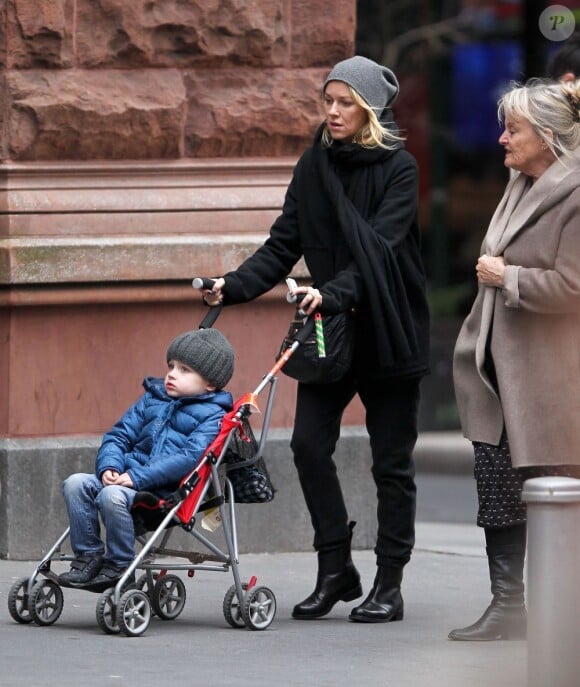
[7, 299, 307, 637]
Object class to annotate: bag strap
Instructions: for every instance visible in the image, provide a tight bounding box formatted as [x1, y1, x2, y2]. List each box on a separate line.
[225, 457, 262, 471]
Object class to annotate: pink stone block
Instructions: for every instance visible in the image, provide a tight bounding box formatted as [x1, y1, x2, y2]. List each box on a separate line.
[6, 70, 187, 160]
[0, 294, 364, 436]
[75, 0, 288, 68]
[6, 0, 73, 68]
[184, 68, 327, 157]
[290, 0, 355, 67]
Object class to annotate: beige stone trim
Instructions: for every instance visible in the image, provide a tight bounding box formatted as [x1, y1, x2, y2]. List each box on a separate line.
[0, 158, 310, 285]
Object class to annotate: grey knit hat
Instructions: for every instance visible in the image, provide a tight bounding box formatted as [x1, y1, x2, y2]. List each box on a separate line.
[166, 328, 234, 390]
[323, 55, 399, 111]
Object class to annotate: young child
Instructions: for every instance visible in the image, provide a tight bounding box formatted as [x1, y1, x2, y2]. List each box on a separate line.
[58, 327, 234, 591]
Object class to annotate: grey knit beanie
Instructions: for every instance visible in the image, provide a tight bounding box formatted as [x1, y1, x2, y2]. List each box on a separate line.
[166, 328, 234, 390]
[323, 55, 399, 111]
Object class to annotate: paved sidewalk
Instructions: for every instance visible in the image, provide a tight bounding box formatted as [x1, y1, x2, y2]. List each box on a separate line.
[0, 521, 527, 687]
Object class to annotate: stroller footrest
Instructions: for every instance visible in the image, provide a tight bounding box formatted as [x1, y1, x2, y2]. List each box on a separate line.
[145, 548, 226, 564]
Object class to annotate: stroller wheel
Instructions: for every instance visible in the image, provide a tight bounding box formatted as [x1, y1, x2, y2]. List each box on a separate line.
[223, 583, 248, 628]
[134, 572, 153, 594]
[96, 589, 121, 635]
[151, 574, 186, 620]
[117, 589, 152, 637]
[8, 577, 35, 624]
[29, 579, 64, 626]
[134, 572, 158, 616]
[242, 586, 276, 631]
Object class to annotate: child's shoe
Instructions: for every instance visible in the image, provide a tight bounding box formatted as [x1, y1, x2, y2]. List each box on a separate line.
[83, 563, 134, 592]
[58, 555, 103, 587]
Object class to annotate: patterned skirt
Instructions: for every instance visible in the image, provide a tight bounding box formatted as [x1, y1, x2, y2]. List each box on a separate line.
[473, 433, 580, 528]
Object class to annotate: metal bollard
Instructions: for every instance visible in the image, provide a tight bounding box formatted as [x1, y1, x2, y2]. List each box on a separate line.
[522, 477, 580, 687]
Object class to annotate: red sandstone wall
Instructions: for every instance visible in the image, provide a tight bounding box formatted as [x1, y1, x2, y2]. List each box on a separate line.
[1, 0, 356, 162]
[0, 1, 361, 438]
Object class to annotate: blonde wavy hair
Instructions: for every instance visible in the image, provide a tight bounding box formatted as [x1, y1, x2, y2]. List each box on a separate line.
[321, 85, 405, 150]
[498, 78, 580, 160]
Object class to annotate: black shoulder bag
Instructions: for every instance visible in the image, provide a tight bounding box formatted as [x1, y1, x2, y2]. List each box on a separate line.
[277, 309, 355, 385]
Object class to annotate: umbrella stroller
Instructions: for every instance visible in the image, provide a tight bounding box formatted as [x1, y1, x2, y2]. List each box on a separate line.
[7, 293, 312, 637]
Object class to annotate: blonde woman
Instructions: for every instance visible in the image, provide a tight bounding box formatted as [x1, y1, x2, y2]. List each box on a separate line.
[200, 56, 430, 624]
[450, 78, 580, 641]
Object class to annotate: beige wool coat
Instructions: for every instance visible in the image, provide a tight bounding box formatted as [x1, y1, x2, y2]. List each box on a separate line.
[453, 151, 580, 468]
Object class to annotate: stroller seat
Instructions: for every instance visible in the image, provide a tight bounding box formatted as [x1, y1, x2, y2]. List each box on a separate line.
[131, 476, 224, 536]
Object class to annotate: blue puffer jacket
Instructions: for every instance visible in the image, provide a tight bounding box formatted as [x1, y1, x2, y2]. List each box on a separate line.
[95, 377, 233, 497]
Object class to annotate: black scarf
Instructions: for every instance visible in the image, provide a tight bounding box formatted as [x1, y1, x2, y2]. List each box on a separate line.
[310, 122, 419, 367]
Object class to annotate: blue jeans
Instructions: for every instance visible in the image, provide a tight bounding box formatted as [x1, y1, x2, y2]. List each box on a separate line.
[62, 473, 136, 569]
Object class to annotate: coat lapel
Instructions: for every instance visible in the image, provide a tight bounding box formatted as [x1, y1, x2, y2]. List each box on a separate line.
[483, 174, 530, 255]
[492, 154, 580, 256]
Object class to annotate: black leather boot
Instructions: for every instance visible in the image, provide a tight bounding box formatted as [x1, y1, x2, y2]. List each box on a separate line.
[448, 525, 527, 641]
[348, 565, 404, 623]
[292, 522, 362, 620]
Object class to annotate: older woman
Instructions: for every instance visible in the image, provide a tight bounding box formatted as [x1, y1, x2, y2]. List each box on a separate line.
[449, 78, 580, 641]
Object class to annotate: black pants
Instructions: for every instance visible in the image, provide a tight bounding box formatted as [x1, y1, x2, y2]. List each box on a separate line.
[290, 371, 420, 568]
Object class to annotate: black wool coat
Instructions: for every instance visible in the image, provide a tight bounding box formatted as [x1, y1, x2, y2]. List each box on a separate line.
[223, 142, 430, 381]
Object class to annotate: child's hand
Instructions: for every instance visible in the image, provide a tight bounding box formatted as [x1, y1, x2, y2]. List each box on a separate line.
[115, 472, 134, 488]
[101, 469, 133, 487]
[101, 469, 120, 485]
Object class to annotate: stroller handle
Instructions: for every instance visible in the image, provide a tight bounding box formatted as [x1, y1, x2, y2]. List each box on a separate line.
[193, 277, 222, 329]
[192, 277, 216, 290]
[294, 315, 315, 343]
[285, 278, 309, 316]
[199, 304, 223, 329]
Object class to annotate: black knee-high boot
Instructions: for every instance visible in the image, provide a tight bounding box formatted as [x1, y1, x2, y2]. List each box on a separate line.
[448, 524, 527, 641]
[292, 521, 362, 620]
[348, 565, 404, 623]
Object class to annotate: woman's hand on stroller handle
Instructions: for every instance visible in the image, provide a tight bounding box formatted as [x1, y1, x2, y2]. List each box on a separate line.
[286, 277, 322, 317]
[193, 274, 321, 316]
[193, 277, 224, 328]
[193, 277, 225, 307]
[192, 277, 216, 291]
